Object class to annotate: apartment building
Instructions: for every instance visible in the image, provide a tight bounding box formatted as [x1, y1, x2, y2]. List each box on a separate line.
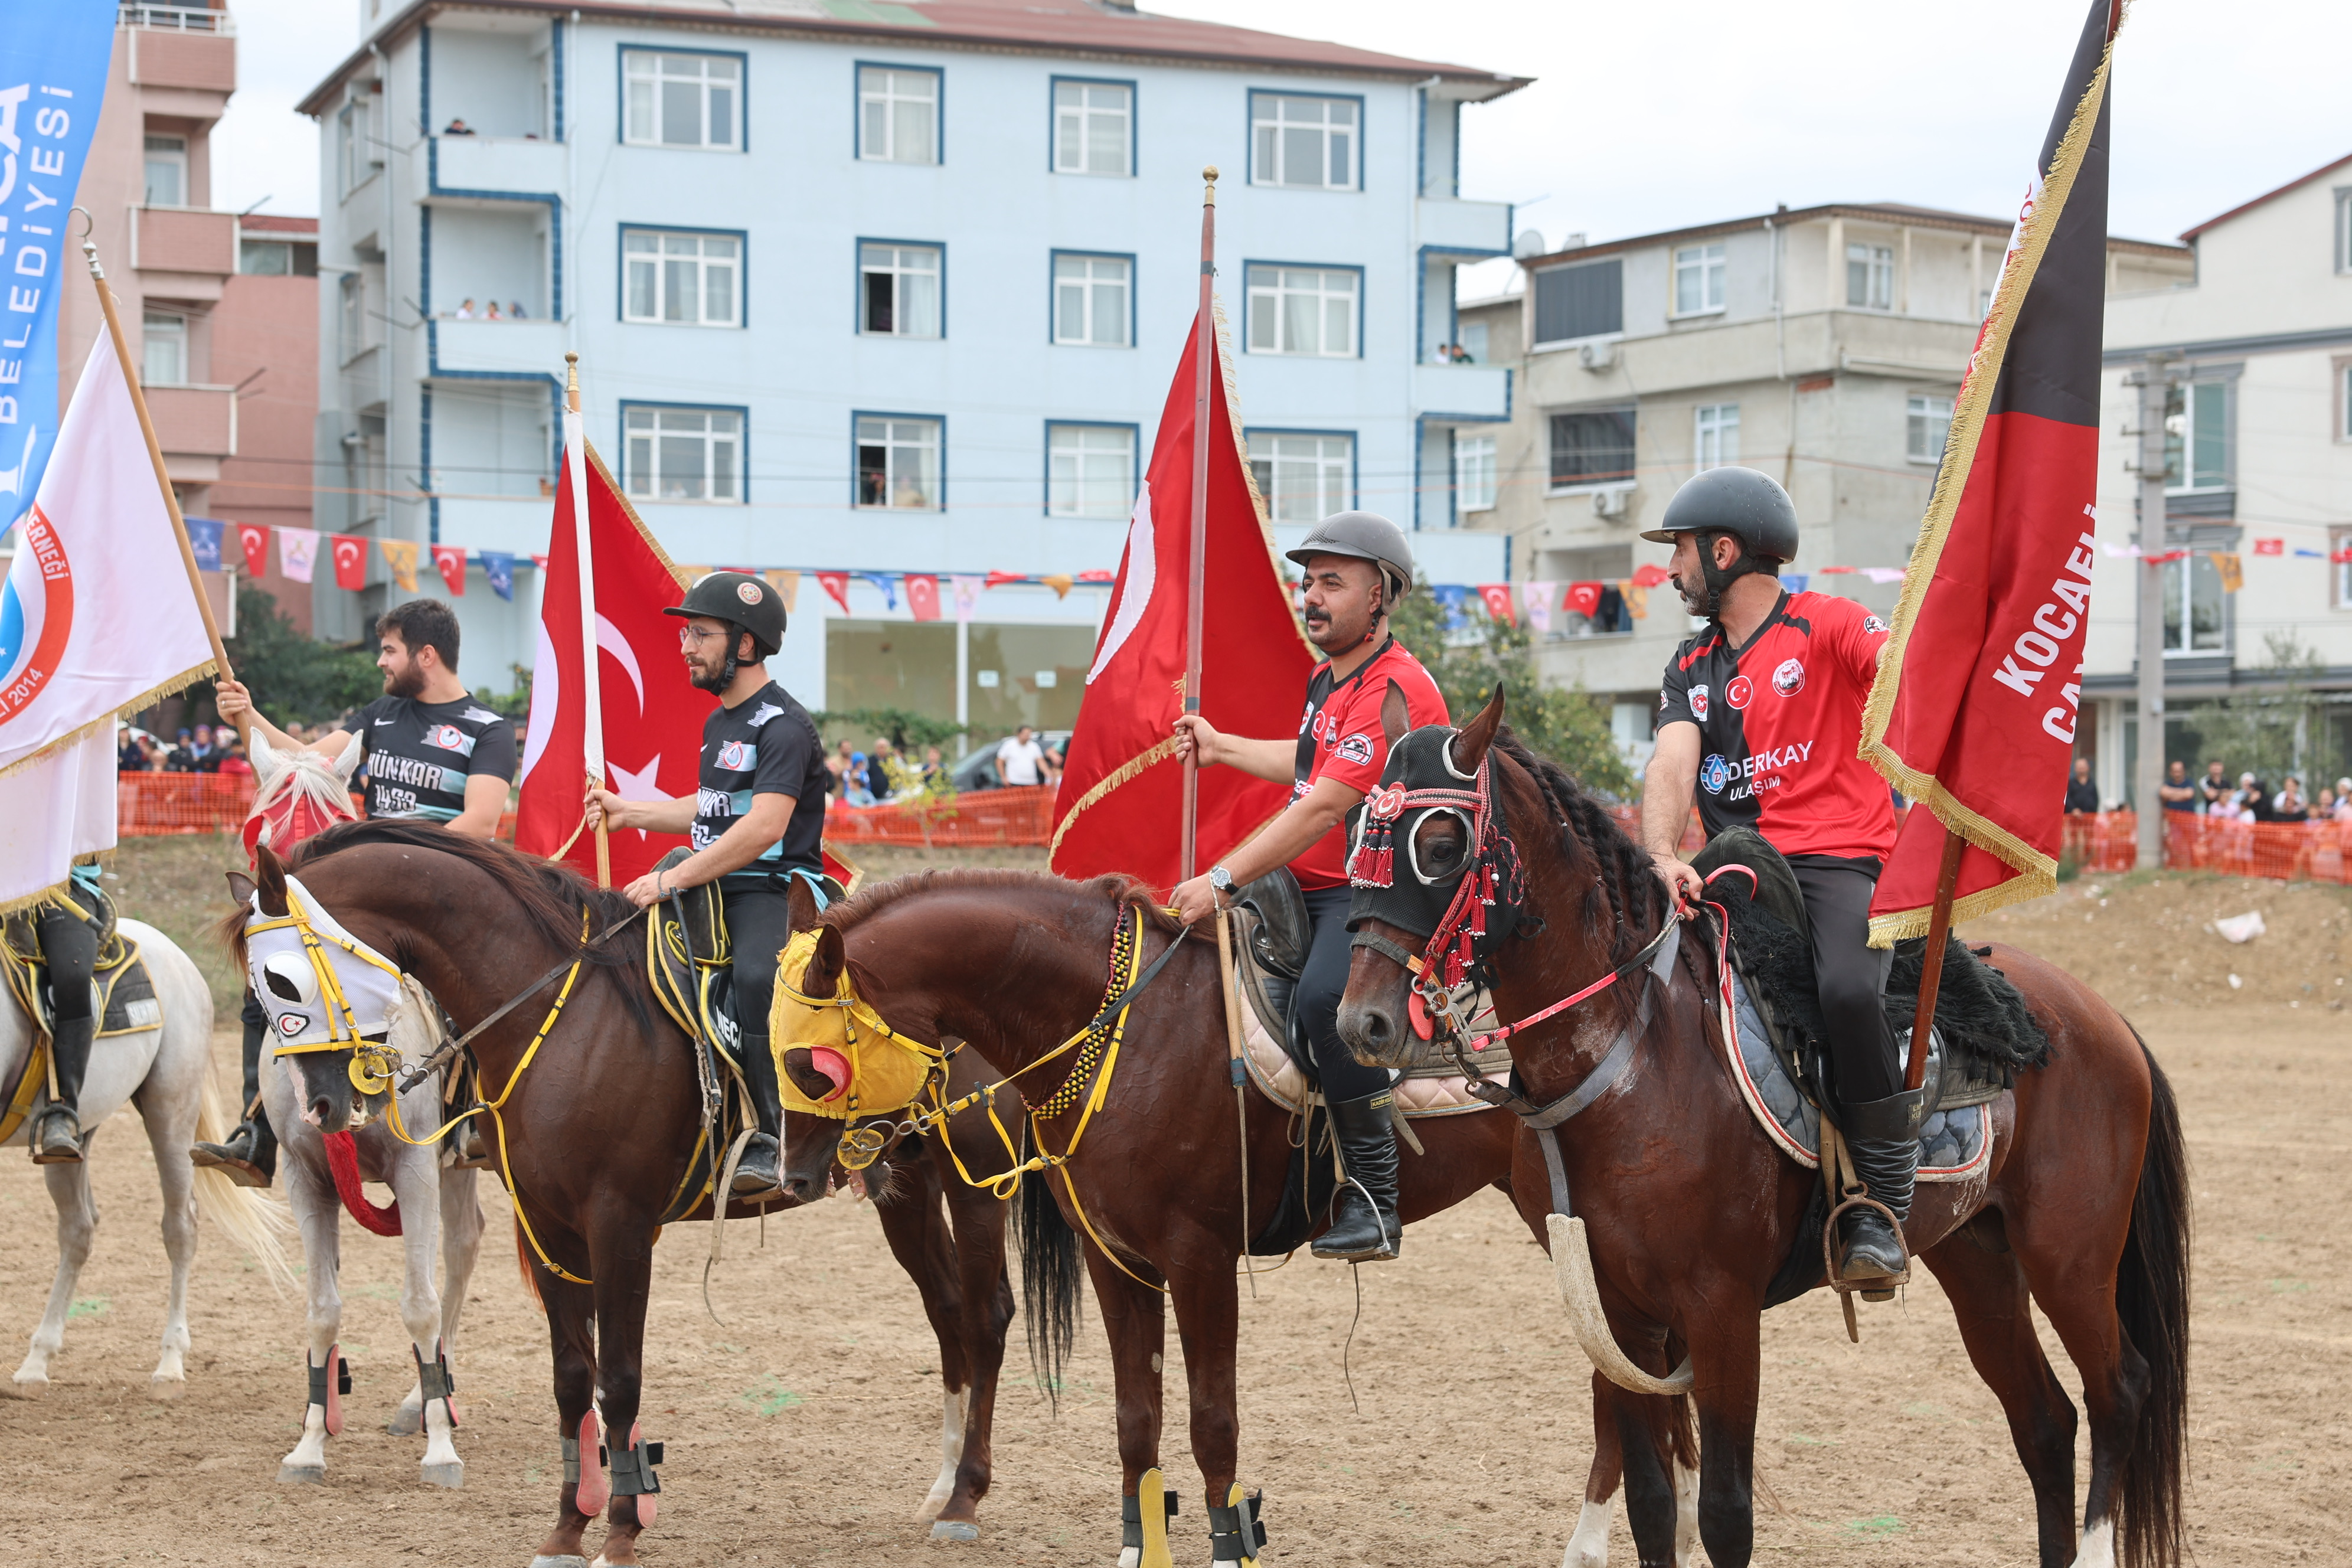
[296, 0, 1521, 731]
[1456, 204, 2190, 767]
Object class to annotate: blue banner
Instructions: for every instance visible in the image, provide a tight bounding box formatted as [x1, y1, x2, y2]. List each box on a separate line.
[184, 515, 223, 571]
[0, 9, 115, 542]
[858, 570, 896, 611]
[479, 548, 515, 602]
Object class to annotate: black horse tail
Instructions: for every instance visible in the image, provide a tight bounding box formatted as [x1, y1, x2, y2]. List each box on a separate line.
[2116, 1025, 2191, 1568]
[1012, 1162, 1082, 1413]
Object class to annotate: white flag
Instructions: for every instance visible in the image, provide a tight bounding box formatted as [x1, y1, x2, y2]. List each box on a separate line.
[0, 729, 117, 912]
[950, 574, 982, 625]
[0, 329, 213, 777]
[278, 527, 319, 584]
[1521, 580, 1556, 636]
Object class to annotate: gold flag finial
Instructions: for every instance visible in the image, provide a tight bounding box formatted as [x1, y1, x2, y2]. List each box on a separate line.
[1203, 165, 1219, 207]
[565, 351, 580, 413]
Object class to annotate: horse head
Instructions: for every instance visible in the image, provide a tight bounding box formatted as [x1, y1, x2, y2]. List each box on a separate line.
[245, 735, 363, 860]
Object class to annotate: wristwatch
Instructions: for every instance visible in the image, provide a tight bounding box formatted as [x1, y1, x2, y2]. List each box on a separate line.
[1208, 865, 1235, 903]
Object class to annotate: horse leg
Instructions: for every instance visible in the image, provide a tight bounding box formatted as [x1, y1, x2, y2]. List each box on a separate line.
[1684, 1307, 1761, 1568]
[391, 1165, 484, 1438]
[134, 1054, 201, 1397]
[871, 1159, 969, 1528]
[1918, 1237, 2079, 1567]
[10, 1155, 98, 1394]
[533, 1269, 600, 1568]
[388, 1144, 461, 1488]
[1083, 1242, 1167, 1568]
[589, 1240, 660, 1567]
[1563, 1371, 1622, 1568]
[2009, 1227, 2151, 1567]
[279, 1156, 344, 1484]
[1165, 1247, 1248, 1550]
[939, 1176, 1015, 1539]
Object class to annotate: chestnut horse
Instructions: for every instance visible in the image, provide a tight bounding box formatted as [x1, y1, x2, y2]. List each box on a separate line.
[1337, 691, 2190, 1568]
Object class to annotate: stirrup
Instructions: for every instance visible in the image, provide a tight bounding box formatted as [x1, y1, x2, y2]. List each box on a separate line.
[30, 1108, 84, 1165]
[729, 1135, 782, 1196]
[191, 1125, 270, 1187]
[446, 1120, 494, 1171]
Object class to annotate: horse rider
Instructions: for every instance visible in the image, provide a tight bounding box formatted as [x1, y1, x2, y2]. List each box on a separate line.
[1170, 512, 1449, 1262]
[195, 598, 518, 1185]
[587, 571, 829, 1199]
[8, 857, 114, 1162]
[1636, 466, 1917, 1290]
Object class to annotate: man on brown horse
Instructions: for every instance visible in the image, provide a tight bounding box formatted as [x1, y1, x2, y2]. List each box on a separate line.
[587, 571, 829, 1197]
[1638, 466, 1917, 1290]
[198, 598, 517, 1184]
[1170, 511, 1447, 1262]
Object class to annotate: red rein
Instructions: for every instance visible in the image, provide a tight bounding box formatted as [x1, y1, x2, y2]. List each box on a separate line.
[322, 1130, 404, 1237]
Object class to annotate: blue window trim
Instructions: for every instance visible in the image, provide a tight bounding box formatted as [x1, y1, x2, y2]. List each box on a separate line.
[851, 409, 948, 511]
[1241, 425, 1359, 515]
[855, 236, 948, 338]
[1046, 74, 1137, 178]
[616, 223, 750, 328]
[1046, 249, 1138, 348]
[1244, 88, 1368, 192]
[1239, 259, 1366, 360]
[616, 398, 753, 504]
[615, 42, 752, 152]
[1412, 236, 1508, 365]
[853, 60, 946, 165]
[1040, 419, 1141, 518]
[1412, 397, 1512, 531]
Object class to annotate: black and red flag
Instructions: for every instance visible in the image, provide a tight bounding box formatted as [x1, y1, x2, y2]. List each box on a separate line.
[1862, 0, 2122, 940]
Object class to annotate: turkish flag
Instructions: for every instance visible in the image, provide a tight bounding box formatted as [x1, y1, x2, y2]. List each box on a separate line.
[904, 573, 941, 622]
[430, 544, 466, 596]
[1563, 580, 1605, 619]
[1631, 563, 1672, 589]
[1050, 312, 1315, 891]
[815, 571, 851, 615]
[330, 533, 368, 590]
[1864, 0, 2122, 939]
[2252, 538, 2283, 557]
[236, 522, 269, 577]
[1475, 583, 1515, 624]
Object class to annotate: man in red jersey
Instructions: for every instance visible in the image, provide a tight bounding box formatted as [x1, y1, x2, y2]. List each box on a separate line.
[1638, 467, 1917, 1291]
[1170, 512, 1448, 1262]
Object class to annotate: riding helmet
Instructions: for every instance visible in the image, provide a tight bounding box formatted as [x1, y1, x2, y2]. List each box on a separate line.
[1285, 510, 1417, 606]
[666, 570, 786, 659]
[1639, 468, 1799, 564]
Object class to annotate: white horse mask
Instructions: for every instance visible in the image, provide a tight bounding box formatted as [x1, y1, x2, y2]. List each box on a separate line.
[244, 874, 408, 1056]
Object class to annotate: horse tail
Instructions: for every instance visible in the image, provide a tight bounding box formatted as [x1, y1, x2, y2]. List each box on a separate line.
[1664, 1331, 1697, 1476]
[2116, 1024, 2190, 1568]
[515, 1219, 547, 1314]
[1011, 1162, 1081, 1413]
[189, 1053, 299, 1295]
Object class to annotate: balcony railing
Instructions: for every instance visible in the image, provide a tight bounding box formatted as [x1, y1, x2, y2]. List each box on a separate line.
[145, 383, 237, 459]
[132, 206, 236, 276]
[120, 3, 234, 32]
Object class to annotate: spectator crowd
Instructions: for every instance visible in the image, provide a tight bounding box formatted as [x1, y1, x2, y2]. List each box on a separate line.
[822, 724, 1064, 807]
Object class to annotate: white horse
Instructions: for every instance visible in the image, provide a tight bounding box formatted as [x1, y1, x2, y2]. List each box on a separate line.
[2, 919, 295, 1396]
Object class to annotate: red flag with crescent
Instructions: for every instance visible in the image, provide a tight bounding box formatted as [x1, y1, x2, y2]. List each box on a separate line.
[330, 533, 368, 591]
[236, 522, 269, 578]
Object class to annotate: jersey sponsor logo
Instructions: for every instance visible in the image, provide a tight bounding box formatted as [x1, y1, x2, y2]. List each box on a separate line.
[697, 786, 734, 819]
[716, 740, 755, 771]
[1334, 732, 1374, 766]
[374, 716, 395, 726]
[1863, 615, 1889, 635]
[1700, 753, 1730, 795]
[1689, 683, 1710, 720]
[1717, 739, 1816, 802]
[369, 753, 456, 789]
[424, 724, 466, 751]
[460, 706, 502, 726]
[747, 703, 783, 728]
[1726, 675, 1754, 710]
[1772, 658, 1805, 696]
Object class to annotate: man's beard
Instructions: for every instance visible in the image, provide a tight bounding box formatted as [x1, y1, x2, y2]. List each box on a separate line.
[383, 660, 427, 699]
[687, 655, 730, 692]
[1303, 608, 1365, 654]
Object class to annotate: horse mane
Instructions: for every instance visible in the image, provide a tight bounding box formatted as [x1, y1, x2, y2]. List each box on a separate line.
[1491, 729, 1669, 966]
[246, 745, 361, 838]
[822, 866, 1185, 939]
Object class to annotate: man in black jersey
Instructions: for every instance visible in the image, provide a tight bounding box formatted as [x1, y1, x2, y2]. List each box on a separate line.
[587, 572, 829, 1197]
[198, 599, 517, 1184]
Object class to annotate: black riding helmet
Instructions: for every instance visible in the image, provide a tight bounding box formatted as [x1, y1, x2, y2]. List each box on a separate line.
[1283, 510, 1417, 615]
[1640, 468, 1799, 617]
[664, 571, 786, 685]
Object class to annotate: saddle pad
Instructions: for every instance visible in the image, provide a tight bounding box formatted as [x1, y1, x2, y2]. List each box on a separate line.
[96, 944, 160, 1038]
[1234, 987, 1502, 1119]
[1724, 969, 1992, 1184]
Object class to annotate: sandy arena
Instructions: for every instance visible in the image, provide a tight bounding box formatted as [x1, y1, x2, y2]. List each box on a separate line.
[3, 851, 2346, 1564]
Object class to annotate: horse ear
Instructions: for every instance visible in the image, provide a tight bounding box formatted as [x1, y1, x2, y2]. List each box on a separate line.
[1450, 685, 1508, 776]
[331, 739, 364, 785]
[1380, 678, 1412, 749]
[805, 923, 846, 995]
[251, 840, 292, 917]
[249, 730, 283, 785]
[226, 870, 258, 906]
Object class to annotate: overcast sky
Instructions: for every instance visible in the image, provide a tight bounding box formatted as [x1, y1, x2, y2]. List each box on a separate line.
[218, 0, 2350, 279]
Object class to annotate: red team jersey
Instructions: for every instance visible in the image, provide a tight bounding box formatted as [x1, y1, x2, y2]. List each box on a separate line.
[1658, 590, 1895, 861]
[1290, 638, 1449, 889]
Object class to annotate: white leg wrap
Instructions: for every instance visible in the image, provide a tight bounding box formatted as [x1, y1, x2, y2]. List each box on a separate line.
[1562, 1497, 1612, 1568]
[2076, 1518, 2117, 1568]
[1673, 1461, 1698, 1567]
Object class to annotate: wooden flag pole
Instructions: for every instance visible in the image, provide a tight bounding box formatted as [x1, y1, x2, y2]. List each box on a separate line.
[1179, 165, 1218, 883]
[1902, 828, 1967, 1092]
[79, 231, 240, 734]
[565, 353, 612, 888]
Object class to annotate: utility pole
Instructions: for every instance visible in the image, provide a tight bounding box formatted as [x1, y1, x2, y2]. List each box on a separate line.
[2134, 352, 2174, 871]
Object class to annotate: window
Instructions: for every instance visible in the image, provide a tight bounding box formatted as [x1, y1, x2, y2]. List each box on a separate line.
[859, 66, 939, 165]
[623, 230, 740, 326]
[2161, 552, 2224, 654]
[1673, 243, 1724, 315]
[143, 135, 187, 207]
[1907, 394, 1952, 463]
[141, 311, 185, 387]
[624, 406, 740, 502]
[1549, 407, 1636, 488]
[1847, 243, 1894, 309]
[1454, 432, 1496, 512]
[1053, 80, 1129, 176]
[1533, 259, 1622, 345]
[1249, 433, 1351, 522]
[1053, 253, 1129, 346]
[337, 97, 380, 197]
[239, 238, 318, 276]
[338, 273, 365, 362]
[1250, 93, 1357, 190]
[1244, 265, 1357, 357]
[860, 244, 942, 337]
[2164, 380, 2230, 491]
[1459, 321, 1489, 362]
[856, 416, 942, 509]
[1046, 424, 1135, 518]
[1694, 403, 1739, 469]
[623, 50, 740, 150]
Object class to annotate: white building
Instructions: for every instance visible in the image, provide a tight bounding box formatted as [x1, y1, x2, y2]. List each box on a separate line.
[295, 0, 1521, 741]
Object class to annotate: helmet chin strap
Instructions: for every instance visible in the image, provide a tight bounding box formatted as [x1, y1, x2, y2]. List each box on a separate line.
[1696, 531, 1773, 620]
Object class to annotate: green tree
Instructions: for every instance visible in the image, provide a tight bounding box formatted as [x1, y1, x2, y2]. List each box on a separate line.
[2191, 632, 2328, 786]
[1389, 591, 1635, 798]
[199, 585, 383, 727]
[814, 706, 968, 753]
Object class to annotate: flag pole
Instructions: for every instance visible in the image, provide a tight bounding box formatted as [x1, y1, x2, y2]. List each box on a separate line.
[77, 232, 239, 734]
[1179, 165, 1218, 883]
[1902, 828, 1966, 1092]
[565, 353, 611, 888]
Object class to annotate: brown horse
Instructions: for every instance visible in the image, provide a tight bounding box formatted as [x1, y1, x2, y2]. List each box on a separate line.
[231, 822, 1027, 1564]
[790, 867, 1527, 1559]
[1336, 691, 2190, 1568]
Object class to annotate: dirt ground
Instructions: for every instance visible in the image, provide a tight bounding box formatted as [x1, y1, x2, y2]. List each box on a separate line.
[2, 839, 2345, 1564]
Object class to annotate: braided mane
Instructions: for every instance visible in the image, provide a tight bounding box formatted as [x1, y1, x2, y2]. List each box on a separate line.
[1491, 730, 1668, 966]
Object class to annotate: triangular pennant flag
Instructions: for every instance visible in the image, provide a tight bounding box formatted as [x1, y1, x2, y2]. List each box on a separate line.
[278, 527, 318, 584]
[185, 517, 224, 573]
[984, 570, 1025, 589]
[481, 550, 517, 602]
[1041, 574, 1073, 599]
[2252, 538, 2283, 557]
[1076, 569, 1115, 583]
[2211, 551, 2242, 594]
[329, 533, 368, 591]
[431, 543, 466, 596]
[1563, 580, 1604, 620]
[1475, 583, 1514, 624]
[236, 521, 269, 577]
[904, 573, 940, 622]
[380, 538, 420, 593]
[763, 569, 800, 613]
[1631, 562, 1672, 589]
[858, 571, 897, 611]
[816, 571, 851, 615]
[950, 574, 982, 623]
[1521, 580, 1555, 635]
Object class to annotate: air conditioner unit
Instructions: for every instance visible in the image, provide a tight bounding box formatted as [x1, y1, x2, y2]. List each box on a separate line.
[1580, 338, 1618, 371]
[1592, 488, 1630, 521]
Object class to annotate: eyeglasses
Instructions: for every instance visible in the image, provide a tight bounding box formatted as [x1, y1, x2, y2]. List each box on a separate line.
[677, 626, 726, 647]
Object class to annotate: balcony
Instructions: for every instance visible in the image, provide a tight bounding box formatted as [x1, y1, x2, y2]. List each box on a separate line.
[132, 206, 235, 279]
[146, 383, 236, 459]
[1417, 197, 1512, 256]
[122, 7, 236, 94]
[431, 317, 566, 379]
[432, 135, 565, 198]
[1413, 362, 1511, 419]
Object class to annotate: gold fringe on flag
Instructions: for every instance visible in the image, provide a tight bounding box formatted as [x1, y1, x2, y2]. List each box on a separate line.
[0, 657, 218, 782]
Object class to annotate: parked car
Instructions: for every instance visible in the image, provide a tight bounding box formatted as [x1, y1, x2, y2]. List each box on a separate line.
[949, 731, 1070, 792]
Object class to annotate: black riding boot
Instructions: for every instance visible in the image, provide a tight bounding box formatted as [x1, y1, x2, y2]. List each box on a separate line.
[1312, 1090, 1402, 1262]
[192, 991, 278, 1187]
[1834, 1086, 1929, 1285]
[30, 1010, 93, 1164]
[730, 1031, 783, 1196]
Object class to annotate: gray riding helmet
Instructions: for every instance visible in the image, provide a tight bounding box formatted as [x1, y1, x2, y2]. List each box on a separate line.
[1284, 510, 1417, 607]
[1639, 467, 1799, 563]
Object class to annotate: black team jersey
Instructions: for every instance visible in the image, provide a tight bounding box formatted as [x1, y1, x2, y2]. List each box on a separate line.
[692, 680, 831, 886]
[352, 694, 517, 822]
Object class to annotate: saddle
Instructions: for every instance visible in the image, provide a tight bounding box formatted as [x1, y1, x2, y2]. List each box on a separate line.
[0, 888, 160, 1040]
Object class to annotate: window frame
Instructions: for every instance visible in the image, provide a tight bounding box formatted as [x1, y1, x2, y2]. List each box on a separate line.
[856, 238, 946, 339]
[1240, 260, 1364, 360]
[855, 61, 945, 166]
[1243, 427, 1357, 523]
[617, 223, 747, 329]
[617, 44, 748, 152]
[143, 134, 188, 208]
[1906, 392, 1954, 465]
[852, 410, 947, 511]
[1453, 430, 1497, 514]
[1042, 420, 1141, 518]
[1246, 90, 1364, 192]
[1530, 257, 1623, 348]
[618, 400, 749, 505]
[1693, 402, 1739, 470]
[1546, 404, 1638, 492]
[1847, 241, 1895, 310]
[141, 309, 187, 387]
[337, 95, 382, 201]
[1047, 249, 1135, 348]
[1048, 76, 1135, 178]
[337, 272, 367, 364]
[1671, 242, 1725, 318]
[2159, 550, 2227, 656]
[2163, 375, 2236, 494]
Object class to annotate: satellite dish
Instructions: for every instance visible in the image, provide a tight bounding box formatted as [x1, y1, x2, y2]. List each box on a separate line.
[1511, 229, 1547, 261]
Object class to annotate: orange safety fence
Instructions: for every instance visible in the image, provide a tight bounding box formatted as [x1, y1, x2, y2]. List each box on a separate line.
[116, 773, 520, 843]
[824, 784, 1059, 849]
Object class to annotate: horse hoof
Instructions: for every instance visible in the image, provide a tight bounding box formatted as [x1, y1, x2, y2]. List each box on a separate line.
[386, 1406, 423, 1436]
[148, 1375, 186, 1403]
[277, 1462, 326, 1485]
[528, 1558, 589, 1568]
[421, 1459, 465, 1489]
[930, 1520, 981, 1543]
[5, 1377, 48, 1400]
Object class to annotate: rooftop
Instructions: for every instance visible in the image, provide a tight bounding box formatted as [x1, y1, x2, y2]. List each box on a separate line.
[2179, 150, 2352, 241]
[1520, 201, 2190, 270]
[239, 213, 319, 235]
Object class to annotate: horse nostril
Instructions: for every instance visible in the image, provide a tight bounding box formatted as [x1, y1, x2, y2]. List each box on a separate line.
[1363, 1009, 1391, 1047]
